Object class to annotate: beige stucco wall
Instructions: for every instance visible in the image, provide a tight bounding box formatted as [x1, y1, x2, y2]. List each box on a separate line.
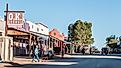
[0, 36, 13, 61]
[0, 17, 5, 36]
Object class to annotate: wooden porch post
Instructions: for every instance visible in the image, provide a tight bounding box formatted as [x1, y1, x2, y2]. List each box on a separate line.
[61, 41, 62, 53]
[48, 37, 50, 49]
[29, 33, 32, 54]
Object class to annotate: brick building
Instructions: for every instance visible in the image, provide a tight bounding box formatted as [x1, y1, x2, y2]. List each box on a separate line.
[49, 29, 65, 54]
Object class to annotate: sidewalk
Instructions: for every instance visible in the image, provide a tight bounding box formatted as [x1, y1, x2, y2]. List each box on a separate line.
[0, 54, 72, 68]
[13, 54, 72, 63]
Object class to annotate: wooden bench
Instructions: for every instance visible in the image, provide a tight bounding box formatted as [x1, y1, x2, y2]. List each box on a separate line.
[41, 56, 48, 62]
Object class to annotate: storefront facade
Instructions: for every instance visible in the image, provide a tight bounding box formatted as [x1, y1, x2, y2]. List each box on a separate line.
[0, 17, 5, 60]
[49, 29, 65, 54]
[27, 21, 49, 53]
[7, 27, 30, 56]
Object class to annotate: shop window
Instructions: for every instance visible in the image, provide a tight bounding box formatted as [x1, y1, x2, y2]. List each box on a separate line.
[32, 25, 33, 28]
[41, 29, 43, 31]
[37, 28, 39, 31]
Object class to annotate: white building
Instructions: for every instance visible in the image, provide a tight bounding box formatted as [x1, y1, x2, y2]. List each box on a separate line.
[35, 23, 49, 35]
[26, 21, 49, 35]
[26, 21, 49, 50]
[0, 17, 14, 61]
[0, 17, 5, 36]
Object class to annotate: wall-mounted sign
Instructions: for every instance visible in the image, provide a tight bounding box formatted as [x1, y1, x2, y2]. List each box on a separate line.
[7, 11, 24, 26]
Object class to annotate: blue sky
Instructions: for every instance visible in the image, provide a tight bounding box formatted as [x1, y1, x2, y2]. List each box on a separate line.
[0, 0, 121, 50]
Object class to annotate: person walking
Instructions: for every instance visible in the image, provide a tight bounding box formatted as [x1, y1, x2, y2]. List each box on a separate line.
[32, 45, 40, 62]
[38, 47, 43, 58]
[82, 47, 85, 55]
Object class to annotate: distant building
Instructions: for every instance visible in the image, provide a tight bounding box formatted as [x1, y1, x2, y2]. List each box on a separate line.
[26, 21, 49, 35]
[49, 28, 65, 54]
[26, 21, 49, 52]
[49, 29, 64, 41]
[35, 23, 49, 35]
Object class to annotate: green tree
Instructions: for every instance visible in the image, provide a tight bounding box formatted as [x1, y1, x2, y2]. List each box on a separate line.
[106, 35, 118, 48]
[68, 20, 94, 53]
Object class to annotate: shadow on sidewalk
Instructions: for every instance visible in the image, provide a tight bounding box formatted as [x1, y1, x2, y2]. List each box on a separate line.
[3, 61, 23, 67]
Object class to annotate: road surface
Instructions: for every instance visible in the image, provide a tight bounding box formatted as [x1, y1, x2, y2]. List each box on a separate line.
[2, 54, 121, 68]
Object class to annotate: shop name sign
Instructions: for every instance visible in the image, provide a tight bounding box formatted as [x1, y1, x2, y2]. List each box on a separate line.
[7, 11, 25, 25]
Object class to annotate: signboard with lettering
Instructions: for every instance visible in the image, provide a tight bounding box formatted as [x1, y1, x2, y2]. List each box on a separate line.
[7, 11, 24, 26]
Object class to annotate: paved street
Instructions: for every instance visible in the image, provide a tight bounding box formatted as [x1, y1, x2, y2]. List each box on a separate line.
[1, 54, 121, 68]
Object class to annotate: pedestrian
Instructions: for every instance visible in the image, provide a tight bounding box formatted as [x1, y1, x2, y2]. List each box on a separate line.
[32, 45, 40, 62]
[82, 47, 85, 55]
[61, 46, 65, 58]
[90, 47, 92, 55]
[26, 44, 29, 54]
[38, 47, 43, 58]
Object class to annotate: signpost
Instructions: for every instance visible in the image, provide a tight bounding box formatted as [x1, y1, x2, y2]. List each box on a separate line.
[5, 3, 8, 36]
[4, 3, 25, 36]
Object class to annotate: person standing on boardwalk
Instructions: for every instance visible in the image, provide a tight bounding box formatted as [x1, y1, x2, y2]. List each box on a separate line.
[32, 45, 40, 62]
[61, 46, 65, 58]
[82, 47, 85, 55]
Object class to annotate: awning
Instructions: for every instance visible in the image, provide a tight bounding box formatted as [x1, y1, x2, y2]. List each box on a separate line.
[30, 31, 49, 39]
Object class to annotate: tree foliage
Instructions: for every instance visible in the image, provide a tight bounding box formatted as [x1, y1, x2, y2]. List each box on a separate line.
[68, 20, 94, 46]
[106, 35, 118, 48]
